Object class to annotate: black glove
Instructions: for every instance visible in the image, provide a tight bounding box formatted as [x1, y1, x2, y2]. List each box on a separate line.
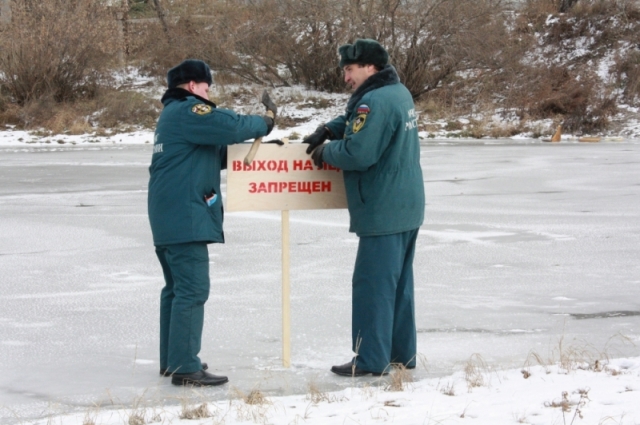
[262, 91, 278, 118]
[311, 144, 325, 168]
[262, 115, 274, 135]
[303, 125, 329, 154]
[264, 139, 284, 145]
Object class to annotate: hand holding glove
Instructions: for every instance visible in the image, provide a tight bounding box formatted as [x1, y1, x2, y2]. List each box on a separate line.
[263, 93, 277, 118]
[303, 125, 329, 154]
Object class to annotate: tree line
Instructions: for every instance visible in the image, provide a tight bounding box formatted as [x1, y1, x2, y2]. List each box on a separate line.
[0, 0, 639, 135]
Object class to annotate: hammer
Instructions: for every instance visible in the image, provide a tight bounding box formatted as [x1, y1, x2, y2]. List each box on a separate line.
[244, 90, 277, 165]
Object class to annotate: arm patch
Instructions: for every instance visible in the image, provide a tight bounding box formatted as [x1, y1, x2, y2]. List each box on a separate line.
[192, 104, 213, 115]
[353, 114, 367, 133]
[353, 104, 370, 133]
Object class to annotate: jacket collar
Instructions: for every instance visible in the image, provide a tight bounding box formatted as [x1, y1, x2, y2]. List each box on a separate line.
[160, 88, 217, 108]
[346, 65, 400, 114]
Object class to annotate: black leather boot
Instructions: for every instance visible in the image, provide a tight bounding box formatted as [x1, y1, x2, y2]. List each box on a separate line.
[331, 360, 388, 377]
[171, 369, 228, 386]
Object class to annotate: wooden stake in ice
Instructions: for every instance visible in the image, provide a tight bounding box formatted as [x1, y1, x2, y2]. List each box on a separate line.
[281, 138, 291, 367]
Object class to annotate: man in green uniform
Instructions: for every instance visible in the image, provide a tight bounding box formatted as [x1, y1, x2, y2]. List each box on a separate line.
[148, 59, 276, 386]
[304, 40, 425, 376]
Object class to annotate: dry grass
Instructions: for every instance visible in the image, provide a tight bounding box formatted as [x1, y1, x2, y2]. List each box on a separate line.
[6, 88, 159, 134]
[0, 100, 21, 127]
[244, 389, 268, 406]
[126, 403, 147, 425]
[43, 108, 93, 136]
[230, 386, 271, 406]
[18, 336, 634, 425]
[287, 131, 301, 141]
[2, 0, 639, 136]
[179, 401, 212, 420]
[306, 381, 347, 404]
[274, 114, 309, 130]
[127, 411, 146, 425]
[175, 388, 225, 421]
[614, 50, 640, 102]
[92, 90, 160, 130]
[231, 386, 273, 424]
[307, 382, 330, 404]
[440, 380, 456, 397]
[125, 390, 163, 425]
[302, 96, 335, 110]
[415, 353, 430, 371]
[464, 353, 490, 391]
[545, 390, 573, 412]
[81, 404, 102, 425]
[523, 332, 635, 375]
[0, 0, 120, 105]
[544, 388, 590, 424]
[385, 364, 414, 392]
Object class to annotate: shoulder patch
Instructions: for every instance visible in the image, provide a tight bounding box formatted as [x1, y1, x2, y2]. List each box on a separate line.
[191, 104, 213, 115]
[353, 114, 367, 133]
[356, 104, 370, 115]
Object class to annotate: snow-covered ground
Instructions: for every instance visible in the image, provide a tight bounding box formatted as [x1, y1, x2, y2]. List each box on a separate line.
[1, 109, 640, 424]
[22, 358, 640, 425]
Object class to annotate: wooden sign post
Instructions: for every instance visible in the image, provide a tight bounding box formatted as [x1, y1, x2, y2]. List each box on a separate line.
[226, 142, 347, 367]
[281, 208, 290, 367]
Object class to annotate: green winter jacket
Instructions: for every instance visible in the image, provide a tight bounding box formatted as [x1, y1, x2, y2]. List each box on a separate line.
[322, 65, 425, 236]
[148, 88, 268, 246]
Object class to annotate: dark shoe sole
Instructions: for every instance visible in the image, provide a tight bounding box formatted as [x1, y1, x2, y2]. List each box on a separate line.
[171, 376, 228, 386]
[330, 366, 388, 377]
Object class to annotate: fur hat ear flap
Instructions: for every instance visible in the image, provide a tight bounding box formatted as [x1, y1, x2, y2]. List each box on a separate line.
[338, 39, 389, 69]
[167, 59, 213, 89]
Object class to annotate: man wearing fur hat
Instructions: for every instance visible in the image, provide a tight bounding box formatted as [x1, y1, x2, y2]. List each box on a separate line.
[148, 59, 276, 386]
[304, 39, 425, 377]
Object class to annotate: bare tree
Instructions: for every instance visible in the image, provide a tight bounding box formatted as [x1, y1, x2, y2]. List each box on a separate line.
[151, 0, 171, 42]
[0, 0, 120, 104]
[0, 0, 11, 25]
[559, 0, 579, 12]
[338, 0, 510, 98]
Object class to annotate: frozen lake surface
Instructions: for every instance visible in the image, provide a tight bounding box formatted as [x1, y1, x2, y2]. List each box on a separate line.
[1, 140, 639, 423]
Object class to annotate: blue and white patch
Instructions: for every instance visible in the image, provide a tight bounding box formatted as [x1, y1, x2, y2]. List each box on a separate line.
[357, 104, 370, 115]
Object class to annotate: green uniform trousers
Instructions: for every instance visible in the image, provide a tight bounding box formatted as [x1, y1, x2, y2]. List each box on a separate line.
[352, 229, 419, 374]
[155, 242, 209, 374]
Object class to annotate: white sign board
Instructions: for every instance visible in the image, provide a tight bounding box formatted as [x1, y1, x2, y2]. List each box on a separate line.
[226, 144, 347, 212]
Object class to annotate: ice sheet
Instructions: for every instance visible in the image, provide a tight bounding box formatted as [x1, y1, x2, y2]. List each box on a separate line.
[1, 140, 639, 422]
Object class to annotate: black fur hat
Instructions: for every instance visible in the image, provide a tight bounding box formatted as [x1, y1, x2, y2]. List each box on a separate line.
[338, 39, 389, 69]
[167, 59, 213, 89]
